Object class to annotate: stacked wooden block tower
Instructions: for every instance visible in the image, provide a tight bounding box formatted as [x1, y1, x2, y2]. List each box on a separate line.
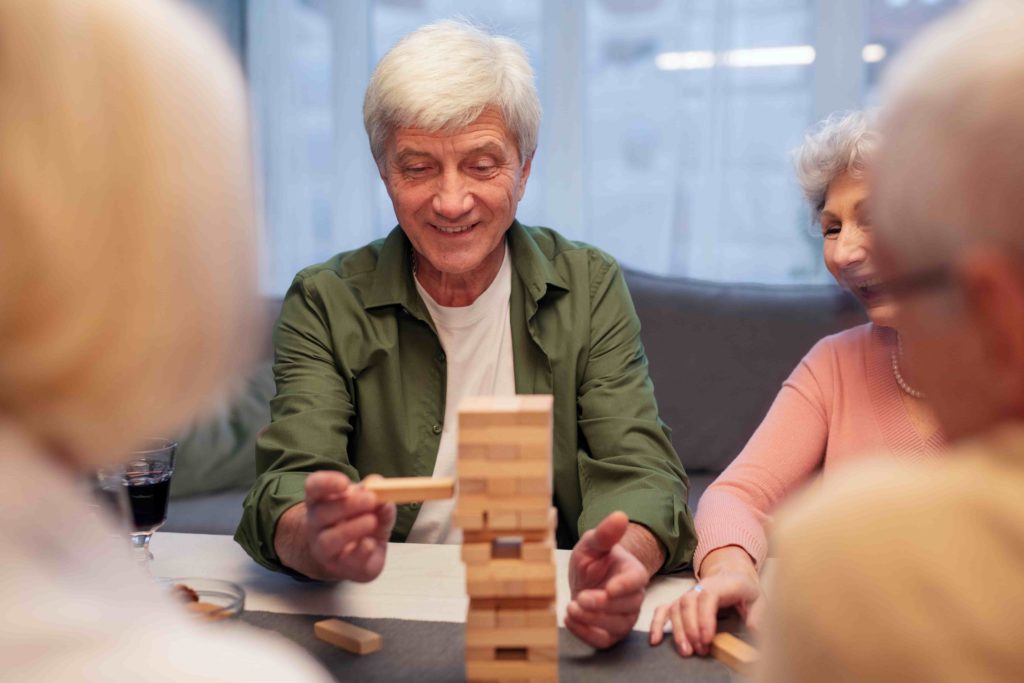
[455, 395, 558, 682]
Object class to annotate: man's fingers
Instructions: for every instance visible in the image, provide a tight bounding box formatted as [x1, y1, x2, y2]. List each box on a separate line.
[582, 511, 630, 556]
[307, 487, 380, 531]
[566, 601, 637, 634]
[576, 589, 643, 615]
[605, 564, 649, 598]
[315, 511, 380, 556]
[372, 502, 397, 541]
[565, 614, 617, 651]
[304, 470, 352, 503]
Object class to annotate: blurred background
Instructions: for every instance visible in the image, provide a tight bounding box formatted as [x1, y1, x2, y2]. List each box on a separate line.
[187, 0, 965, 294]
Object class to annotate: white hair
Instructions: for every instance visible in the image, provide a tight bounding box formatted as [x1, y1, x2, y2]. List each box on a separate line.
[363, 19, 541, 166]
[792, 111, 878, 216]
[876, 0, 1024, 269]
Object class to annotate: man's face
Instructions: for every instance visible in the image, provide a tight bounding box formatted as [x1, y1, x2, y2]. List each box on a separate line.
[380, 108, 532, 277]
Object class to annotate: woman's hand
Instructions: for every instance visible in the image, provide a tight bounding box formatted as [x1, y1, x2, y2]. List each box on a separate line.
[648, 546, 764, 657]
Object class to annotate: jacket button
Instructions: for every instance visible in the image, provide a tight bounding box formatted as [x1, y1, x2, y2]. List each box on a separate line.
[438, 351, 446, 362]
[432, 424, 442, 435]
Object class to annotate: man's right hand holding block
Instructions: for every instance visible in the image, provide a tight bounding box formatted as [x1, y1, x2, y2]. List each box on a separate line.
[273, 473, 452, 582]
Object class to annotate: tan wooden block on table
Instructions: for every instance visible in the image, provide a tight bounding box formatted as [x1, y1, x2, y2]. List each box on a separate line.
[710, 632, 759, 676]
[518, 509, 553, 530]
[487, 510, 520, 530]
[313, 618, 382, 655]
[467, 607, 496, 629]
[461, 542, 492, 565]
[362, 476, 454, 504]
[496, 607, 527, 627]
[459, 459, 550, 480]
[453, 508, 485, 531]
[517, 476, 551, 496]
[486, 476, 519, 496]
[457, 493, 552, 514]
[459, 425, 550, 448]
[526, 604, 557, 627]
[458, 478, 486, 494]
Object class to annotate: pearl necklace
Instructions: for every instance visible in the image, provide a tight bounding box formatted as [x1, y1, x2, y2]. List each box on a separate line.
[890, 334, 925, 399]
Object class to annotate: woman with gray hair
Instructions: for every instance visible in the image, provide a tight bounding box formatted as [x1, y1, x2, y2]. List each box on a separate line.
[236, 19, 695, 651]
[650, 111, 944, 656]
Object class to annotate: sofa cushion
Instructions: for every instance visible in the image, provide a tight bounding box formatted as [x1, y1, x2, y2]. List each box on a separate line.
[623, 269, 865, 473]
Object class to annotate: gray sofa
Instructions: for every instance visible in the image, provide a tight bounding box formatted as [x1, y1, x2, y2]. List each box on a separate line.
[165, 270, 865, 536]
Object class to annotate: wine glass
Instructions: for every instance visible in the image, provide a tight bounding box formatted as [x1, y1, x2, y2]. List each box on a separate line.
[122, 438, 177, 566]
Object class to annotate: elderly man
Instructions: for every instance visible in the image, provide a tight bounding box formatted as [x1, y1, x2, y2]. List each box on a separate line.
[234, 20, 695, 648]
[759, 2, 1024, 681]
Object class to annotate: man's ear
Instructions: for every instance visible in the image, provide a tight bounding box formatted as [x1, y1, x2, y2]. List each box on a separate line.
[959, 248, 1024, 413]
[517, 154, 534, 201]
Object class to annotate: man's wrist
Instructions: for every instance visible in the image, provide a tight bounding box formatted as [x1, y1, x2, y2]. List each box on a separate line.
[621, 522, 666, 576]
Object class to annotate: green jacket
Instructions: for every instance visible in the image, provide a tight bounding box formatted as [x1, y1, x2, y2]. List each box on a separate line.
[235, 222, 696, 573]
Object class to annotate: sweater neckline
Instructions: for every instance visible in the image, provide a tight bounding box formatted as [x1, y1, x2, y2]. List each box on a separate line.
[866, 325, 946, 457]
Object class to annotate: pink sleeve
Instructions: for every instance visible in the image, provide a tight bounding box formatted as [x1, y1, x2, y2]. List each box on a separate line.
[692, 337, 836, 573]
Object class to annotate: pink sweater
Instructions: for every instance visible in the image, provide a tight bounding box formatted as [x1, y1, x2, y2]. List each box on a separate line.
[693, 323, 946, 572]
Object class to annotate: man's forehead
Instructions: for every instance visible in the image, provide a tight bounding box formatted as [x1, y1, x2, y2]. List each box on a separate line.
[390, 110, 515, 155]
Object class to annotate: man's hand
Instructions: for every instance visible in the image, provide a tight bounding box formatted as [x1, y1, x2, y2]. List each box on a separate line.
[565, 511, 651, 649]
[273, 471, 397, 582]
[649, 546, 765, 657]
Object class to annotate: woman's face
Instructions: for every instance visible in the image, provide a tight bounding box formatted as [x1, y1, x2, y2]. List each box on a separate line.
[821, 171, 898, 328]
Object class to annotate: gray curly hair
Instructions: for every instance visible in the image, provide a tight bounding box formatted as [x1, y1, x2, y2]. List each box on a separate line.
[793, 111, 878, 217]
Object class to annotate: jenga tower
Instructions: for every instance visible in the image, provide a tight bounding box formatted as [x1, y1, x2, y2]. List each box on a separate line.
[455, 395, 558, 683]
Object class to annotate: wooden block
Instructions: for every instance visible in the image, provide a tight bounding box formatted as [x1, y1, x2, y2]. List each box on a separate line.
[462, 527, 551, 544]
[496, 608, 527, 627]
[465, 625, 559, 648]
[525, 579, 556, 598]
[528, 646, 558, 662]
[710, 632, 759, 675]
[362, 476, 454, 504]
[526, 605, 557, 627]
[517, 477, 551, 495]
[458, 478, 486, 494]
[458, 459, 549, 480]
[461, 542, 492, 565]
[457, 493, 551, 514]
[466, 660, 557, 681]
[487, 510, 519, 530]
[453, 508, 484, 531]
[314, 618, 382, 655]
[459, 426, 550, 447]
[521, 540, 553, 563]
[467, 607, 496, 629]
[486, 476, 518, 496]
[465, 560, 556, 584]
[518, 509, 552, 529]
[465, 646, 495, 662]
[486, 445, 520, 461]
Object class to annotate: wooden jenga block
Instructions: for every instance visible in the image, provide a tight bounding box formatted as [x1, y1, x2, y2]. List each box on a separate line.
[517, 476, 551, 495]
[518, 509, 551, 529]
[461, 542, 492, 565]
[525, 579, 556, 598]
[521, 539, 553, 563]
[485, 445, 520, 461]
[313, 618, 382, 655]
[487, 510, 519, 530]
[459, 426, 550, 447]
[710, 632, 759, 675]
[362, 476, 454, 504]
[457, 493, 551, 513]
[458, 395, 553, 428]
[467, 607, 496, 629]
[465, 646, 495, 661]
[465, 625, 559, 648]
[459, 478, 486, 494]
[453, 508, 485, 530]
[466, 660, 557, 682]
[496, 607, 527, 627]
[486, 476, 518, 496]
[459, 459, 549, 479]
[526, 604, 557, 627]
[528, 647, 558, 662]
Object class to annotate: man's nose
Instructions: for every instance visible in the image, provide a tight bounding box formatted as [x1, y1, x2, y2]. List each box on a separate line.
[432, 170, 473, 219]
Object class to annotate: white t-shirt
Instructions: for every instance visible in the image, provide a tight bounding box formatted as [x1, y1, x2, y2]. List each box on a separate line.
[406, 243, 517, 544]
[0, 422, 332, 683]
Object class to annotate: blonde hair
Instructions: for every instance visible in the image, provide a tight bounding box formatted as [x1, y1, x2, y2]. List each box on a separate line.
[792, 111, 878, 216]
[0, 0, 259, 465]
[363, 19, 541, 166]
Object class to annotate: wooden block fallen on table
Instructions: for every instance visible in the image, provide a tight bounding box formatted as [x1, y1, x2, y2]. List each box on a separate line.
[710, 632, 759, 675]
[362, 476, 454, 504]
[314, 618, 383, 655]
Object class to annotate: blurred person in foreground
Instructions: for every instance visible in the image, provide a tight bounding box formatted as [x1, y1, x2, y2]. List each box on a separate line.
[234, 19, 695, 649]
[0, 1, 330, 680]
[761, 2, 1024, 681]
[650, 111, 945, 656]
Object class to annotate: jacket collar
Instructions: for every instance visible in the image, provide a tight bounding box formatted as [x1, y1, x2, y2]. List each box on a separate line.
[363, 220, 569, 312]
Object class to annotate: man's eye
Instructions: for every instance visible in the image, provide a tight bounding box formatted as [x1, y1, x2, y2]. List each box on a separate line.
[823, 225, 841, 239]
[404, 166, 431, 175]
[471, 165, 496, 174]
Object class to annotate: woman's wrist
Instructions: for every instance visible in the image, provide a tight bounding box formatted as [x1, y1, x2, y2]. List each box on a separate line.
[698, 545, 758, 581]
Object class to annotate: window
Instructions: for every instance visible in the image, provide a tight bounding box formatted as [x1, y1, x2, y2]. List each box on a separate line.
[187, 0, 968, 294]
